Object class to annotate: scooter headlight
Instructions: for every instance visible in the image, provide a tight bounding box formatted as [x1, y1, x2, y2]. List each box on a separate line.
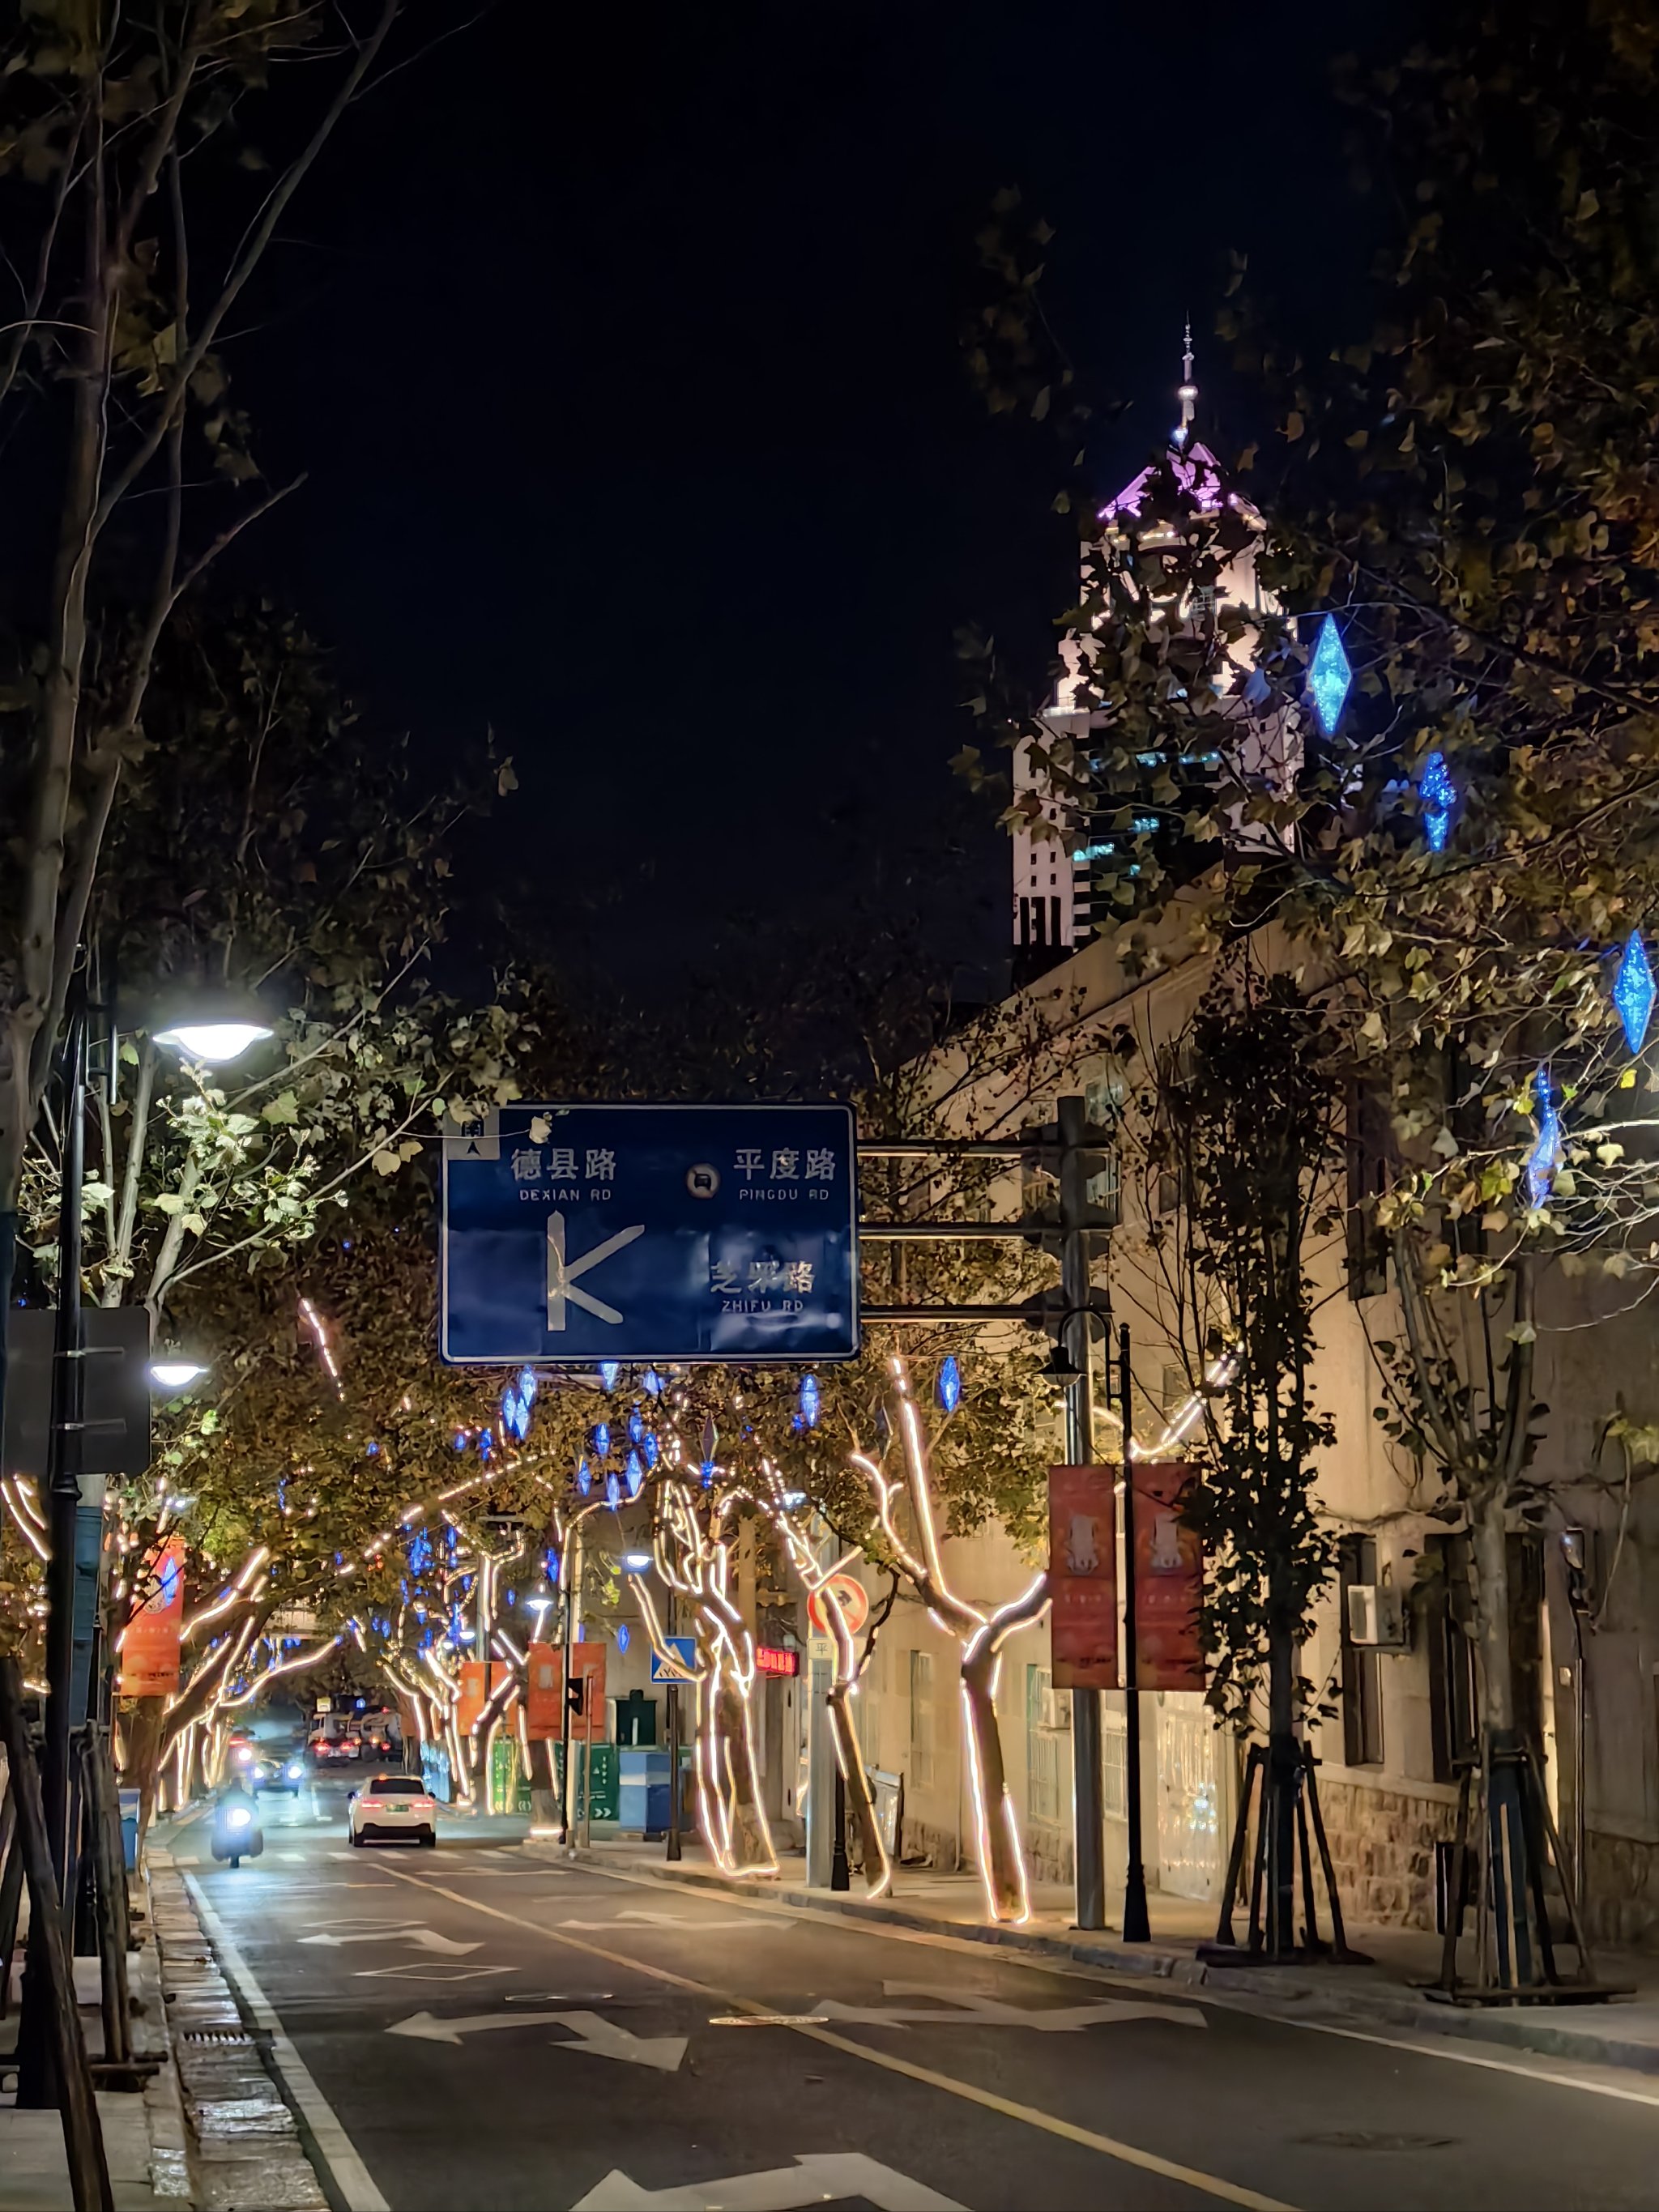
[225, 1806, 253, 1830]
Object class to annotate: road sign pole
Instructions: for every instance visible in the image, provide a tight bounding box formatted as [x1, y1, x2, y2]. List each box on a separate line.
[1059, 1095, 1107, 1935]
[805, 1624, 834, 1888]
[665, 1593, 682, 1863]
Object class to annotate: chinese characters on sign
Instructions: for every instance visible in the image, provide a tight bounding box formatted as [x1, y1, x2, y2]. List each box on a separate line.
[441, 1104, 858, 1364]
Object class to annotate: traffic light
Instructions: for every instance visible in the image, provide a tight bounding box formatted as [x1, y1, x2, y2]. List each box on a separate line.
[566, 1678, 586, 1715]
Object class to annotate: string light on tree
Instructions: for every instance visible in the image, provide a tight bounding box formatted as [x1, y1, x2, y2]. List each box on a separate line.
[1420, 751, 1457, 854]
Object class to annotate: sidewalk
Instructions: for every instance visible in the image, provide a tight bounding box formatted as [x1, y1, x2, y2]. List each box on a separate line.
[0, 1893, 189, 2210]
[527, 1833, 1659, 2079]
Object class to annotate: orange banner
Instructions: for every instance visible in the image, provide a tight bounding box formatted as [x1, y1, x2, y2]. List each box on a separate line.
[524, 1642, 608, 1741]
[456, 1660, 513, 1736]
[1132, 1462, 1205, 1691]
[1047, 1466, 1119, 1690]
[119, 1536, 186, 1698]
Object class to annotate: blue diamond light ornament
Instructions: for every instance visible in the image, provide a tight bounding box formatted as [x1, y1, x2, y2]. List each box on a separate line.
[643, 1367, 663, 1397]
[625, 1448, 644, 1498]
[628, 1407, 645, 1446]
[799, 1373, 821, 1430]
[576, 1456, 591, 1496]
[605, 1469, 621, 1509]
[938, 1355, 962, 1415]
[1307, 614, 1353, 736]
[1614, 931, 1656, 1054]
[1420, 751, 1456, 853]
[1526, 1068, 1563, 1208]
[599, 1361, 621, 1392]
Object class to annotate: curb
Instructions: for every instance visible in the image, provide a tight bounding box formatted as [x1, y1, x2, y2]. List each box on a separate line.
[530, 1842, 1659, 2079]
[146, 1855, 327, 2210]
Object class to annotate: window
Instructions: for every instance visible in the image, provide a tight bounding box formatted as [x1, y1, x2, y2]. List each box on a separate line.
[1086, 1151, 1120, 1225]
[1337, 1535, 1384, 1767]
[1083, 1059, 1126, 1128]
[908, 1650, 936, 1788]
[1103, 1701, 1128, 1818]
[1426, 1534, 1478, 1784]
[1025, 1666, 1064, 1825]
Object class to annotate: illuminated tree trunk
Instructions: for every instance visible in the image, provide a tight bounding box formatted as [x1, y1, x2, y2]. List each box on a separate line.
[961, 1641, 1027, 1923]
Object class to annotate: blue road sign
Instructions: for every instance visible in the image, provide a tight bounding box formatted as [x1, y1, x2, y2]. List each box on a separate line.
[650, 1638, 697, 1682]
[441, 1103, 858, 1365]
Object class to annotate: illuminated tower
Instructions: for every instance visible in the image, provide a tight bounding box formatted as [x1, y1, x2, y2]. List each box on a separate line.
[1011, 331, 1281, 983]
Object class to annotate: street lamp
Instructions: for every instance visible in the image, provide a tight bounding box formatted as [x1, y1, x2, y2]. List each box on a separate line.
[151, 986, 273, 1066]
[147, 1358, 207, 1393]
[39, 986, 266, 1938]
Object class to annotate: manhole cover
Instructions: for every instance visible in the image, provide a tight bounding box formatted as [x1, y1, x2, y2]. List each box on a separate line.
[181, 2028, 254, 2047]
[1295, 2132, 1459, 2152]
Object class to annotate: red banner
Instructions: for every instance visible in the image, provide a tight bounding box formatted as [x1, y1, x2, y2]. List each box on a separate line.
[1132, 1462, 1205, 1690]
[119, 1536, 186, 1698]
[1047, 1466, 1119, 1690]
[523, 1642, 607, 1741]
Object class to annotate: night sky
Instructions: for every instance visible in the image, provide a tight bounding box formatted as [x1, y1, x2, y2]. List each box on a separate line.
[232, 0, 1398, 999]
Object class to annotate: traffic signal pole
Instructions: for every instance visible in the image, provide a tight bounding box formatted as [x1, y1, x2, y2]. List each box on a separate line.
[1118, 1321, 1151, 1942]
[1058, 1097, 1106, 1933]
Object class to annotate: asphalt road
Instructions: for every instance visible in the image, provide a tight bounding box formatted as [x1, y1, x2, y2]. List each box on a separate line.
[159, 1775, 1659, 2212]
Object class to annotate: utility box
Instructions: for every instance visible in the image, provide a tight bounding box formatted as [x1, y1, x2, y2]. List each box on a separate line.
[1346, 1582, 1410, 1651]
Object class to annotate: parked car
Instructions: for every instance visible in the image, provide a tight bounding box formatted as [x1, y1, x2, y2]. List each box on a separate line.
[348, 1775, 437, 1848]
[251, 1753, 306, 1795]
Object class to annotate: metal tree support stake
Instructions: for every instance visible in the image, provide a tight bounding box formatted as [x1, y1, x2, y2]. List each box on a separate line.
[0, 1660, 112, 2212]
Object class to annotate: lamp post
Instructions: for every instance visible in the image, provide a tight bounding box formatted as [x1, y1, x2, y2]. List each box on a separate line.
[20, 975, 268, 2110]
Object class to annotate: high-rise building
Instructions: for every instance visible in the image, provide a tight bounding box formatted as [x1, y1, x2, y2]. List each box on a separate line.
[1011, 333, 1288, 982]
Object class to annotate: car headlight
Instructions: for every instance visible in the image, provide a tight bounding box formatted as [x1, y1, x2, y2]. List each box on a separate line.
[287, 1762, 304, 1779]
[225, 1806, 253, 1830]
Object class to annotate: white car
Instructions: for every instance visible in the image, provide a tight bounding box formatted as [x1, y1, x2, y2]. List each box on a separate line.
[348, 1775, 438, 1848]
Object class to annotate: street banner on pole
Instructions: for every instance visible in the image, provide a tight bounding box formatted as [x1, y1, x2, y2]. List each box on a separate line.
[440, 1103, 858, 1365]
[1047, 1466, 1119, 1690]
[457, 1660, 510, 1736]
[1132, 1462, 1205, 1690]
[525, 1642, 608, 1740]
[117, 1536, 186, 1698]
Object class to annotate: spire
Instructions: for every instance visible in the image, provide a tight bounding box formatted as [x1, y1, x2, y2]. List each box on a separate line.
[1175, 316, 1197, 444]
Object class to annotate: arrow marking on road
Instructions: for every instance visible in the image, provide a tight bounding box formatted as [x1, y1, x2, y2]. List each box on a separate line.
[570, 2153, 966, 2211]
[558, 1911, 778, 1932]
[299, 1924, 481, 1956]
[547, 1213, 646, 1331]
[814, 1980, 1204, 2032]
[356, 1963, 513, 1982]
[386, 2008, 686, 2070]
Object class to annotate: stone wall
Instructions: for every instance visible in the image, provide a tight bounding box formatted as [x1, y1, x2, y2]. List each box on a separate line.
[1317, 1775, 1458, 1930]
[1584, 1828, 1659, 1950]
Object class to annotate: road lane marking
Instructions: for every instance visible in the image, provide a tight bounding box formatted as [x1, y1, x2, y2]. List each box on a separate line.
[816, 1981, 1201, 2032]
[387, 2006, 686, 2069]
[373, 1862, 1294, 2212]
[560, 1910, 783, 1931]
[529, 1856, 1659, 2110]
[298, 1924, 480, 1954]
[186, 1874, 390, 2212]
[573, 2151, 964, 2211]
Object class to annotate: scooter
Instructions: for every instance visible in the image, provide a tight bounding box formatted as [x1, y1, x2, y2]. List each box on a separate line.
[211, 1790, 265, 1869]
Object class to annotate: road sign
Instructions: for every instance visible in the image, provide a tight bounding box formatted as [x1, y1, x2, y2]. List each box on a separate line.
[650, 1638, 697, 1682]
[806, 1571, 868, 1637]
[441, 1104, 858, 1365]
